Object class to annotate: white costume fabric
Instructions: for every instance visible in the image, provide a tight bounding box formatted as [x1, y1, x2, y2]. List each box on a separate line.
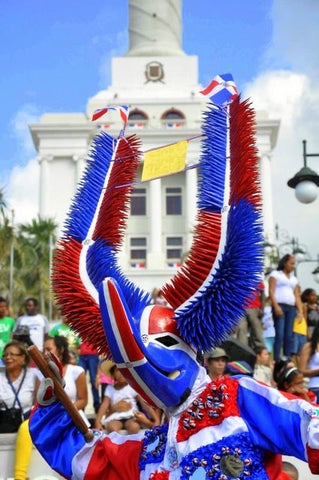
[29, 368, 319, 479]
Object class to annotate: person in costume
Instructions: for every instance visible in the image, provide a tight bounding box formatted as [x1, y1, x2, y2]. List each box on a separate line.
[29, 75, 319, 479]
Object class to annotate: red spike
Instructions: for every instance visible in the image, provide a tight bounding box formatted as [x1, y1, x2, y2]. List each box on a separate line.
[52, 238, 110, 356]
[229, 98, 262, 207]
[162, 211, 222, 309]
[93, 135, 142, 247]
[52, 135, 142, 355]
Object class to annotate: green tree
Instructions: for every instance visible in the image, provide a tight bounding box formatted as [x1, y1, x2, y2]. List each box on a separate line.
[17, 216, 57, 316]
[0, 187, 7, 220]
[0, 217, 13, 298]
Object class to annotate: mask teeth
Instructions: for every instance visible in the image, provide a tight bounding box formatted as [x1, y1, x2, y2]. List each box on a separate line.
[167, 370, 180, 379]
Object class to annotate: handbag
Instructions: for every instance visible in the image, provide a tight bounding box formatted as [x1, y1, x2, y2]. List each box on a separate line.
[293, 316, 307, 336]
[0, 368, 26, 433]
[0, 406, 24, 433]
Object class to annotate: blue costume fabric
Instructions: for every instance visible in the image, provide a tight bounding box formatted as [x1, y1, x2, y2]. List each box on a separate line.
[30, 369, 319, 479]
[28, 83, 319, 479]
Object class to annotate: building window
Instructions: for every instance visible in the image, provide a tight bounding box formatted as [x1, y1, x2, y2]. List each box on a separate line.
[131, 188, 146, 215]
[130, 237, 147, 268]
[166, 187, 182, 215]
[166, 237, 183, 267]
[161, 109, 185, 129]
[128, 109, 148, 129]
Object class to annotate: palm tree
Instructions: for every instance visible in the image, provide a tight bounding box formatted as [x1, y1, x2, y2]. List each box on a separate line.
[17, 216, 57, 316]
[0, 217, 13, 297]
[0, 187, 7, 221]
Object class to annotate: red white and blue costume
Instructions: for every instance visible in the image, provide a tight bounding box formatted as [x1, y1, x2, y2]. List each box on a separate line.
[30, 371, 319, 479]
[29, 77, 319, 479]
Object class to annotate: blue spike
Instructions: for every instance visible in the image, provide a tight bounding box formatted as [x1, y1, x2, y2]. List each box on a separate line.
[198, 106, 227, 211]
[176, 198, 263, 351]
[63, 132, 116, 242]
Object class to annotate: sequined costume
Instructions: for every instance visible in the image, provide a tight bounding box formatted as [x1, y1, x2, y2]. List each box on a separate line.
[29, 80, 319, 479]
[30, 369, 319, 479]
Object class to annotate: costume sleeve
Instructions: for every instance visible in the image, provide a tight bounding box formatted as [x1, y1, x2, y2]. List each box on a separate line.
[29, 402, 144, 480]
[237, 376, 319, 474]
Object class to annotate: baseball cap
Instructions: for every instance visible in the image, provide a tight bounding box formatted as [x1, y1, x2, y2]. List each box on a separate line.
[205, 347, 229, 361]
[225, 361, 253, 376]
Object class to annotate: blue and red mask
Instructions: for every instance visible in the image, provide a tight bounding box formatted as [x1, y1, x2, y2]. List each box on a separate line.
[99, 278, 200, 409]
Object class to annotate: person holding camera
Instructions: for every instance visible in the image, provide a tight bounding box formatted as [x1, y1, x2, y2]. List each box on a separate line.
[13, 297, 49, 352]
[0, 340, 39, 479]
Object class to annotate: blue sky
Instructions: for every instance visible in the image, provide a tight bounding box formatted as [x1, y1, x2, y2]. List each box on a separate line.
[1, 0, 273, 176]
[1, 0, 319, 290]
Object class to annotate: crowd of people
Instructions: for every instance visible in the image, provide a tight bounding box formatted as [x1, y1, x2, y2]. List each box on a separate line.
[0, 268, 318, 478]
[0, 294, 167, 479]
[234, 254, 319, 400]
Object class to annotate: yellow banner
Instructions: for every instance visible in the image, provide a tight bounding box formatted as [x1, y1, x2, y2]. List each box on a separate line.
[141, 140, 188, 181]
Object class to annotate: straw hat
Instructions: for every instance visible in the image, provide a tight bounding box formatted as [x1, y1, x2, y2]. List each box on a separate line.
[100, 359, 116, 378]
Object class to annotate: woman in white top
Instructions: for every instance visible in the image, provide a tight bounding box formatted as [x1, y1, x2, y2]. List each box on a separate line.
[0, 340, 39, 480]
[0, 341, 38, 421]
[299, 322, 319, 403]
[44, 335, 88, 410]
[269, 254, 303, 361]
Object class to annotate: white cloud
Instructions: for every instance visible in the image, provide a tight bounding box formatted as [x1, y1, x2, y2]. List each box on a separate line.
[10, 104, 40, 157]
[6, 104, 41, 225]
[266, 0, 319, 77]
[244, 71, 319, 290]
[7, 159, 39, 225]
[242, 1, 319, 290]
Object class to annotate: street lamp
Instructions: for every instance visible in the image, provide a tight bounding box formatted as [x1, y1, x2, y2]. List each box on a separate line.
[312, 265, 319, 284]
[287, 140, 319, 203]
[264, 224, 308, 275]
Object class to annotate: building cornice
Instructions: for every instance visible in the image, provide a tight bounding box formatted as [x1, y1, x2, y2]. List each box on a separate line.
[29, 123, 94, 149]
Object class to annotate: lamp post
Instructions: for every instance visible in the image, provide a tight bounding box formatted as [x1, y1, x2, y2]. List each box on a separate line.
[287, 140, 319, 203]
[295, 256, 319, 285]
[264, 224, 308, 274]
[312, 265, 319, 284]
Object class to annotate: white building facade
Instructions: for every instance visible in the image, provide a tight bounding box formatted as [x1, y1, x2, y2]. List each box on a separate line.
[29, 0, 279, 292]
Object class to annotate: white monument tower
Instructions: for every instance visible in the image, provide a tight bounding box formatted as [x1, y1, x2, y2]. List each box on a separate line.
[29, 0, 279, 291]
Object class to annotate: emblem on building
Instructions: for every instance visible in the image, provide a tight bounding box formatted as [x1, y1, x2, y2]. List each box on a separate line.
[145, 61, 165, 83]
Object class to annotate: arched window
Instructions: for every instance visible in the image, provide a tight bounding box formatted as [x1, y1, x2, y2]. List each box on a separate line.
[161, 109, 185, 129]
[128, 109, 148, 129]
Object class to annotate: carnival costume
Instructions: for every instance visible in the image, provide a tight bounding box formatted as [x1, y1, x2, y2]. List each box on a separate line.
[29, 78, 319, 479]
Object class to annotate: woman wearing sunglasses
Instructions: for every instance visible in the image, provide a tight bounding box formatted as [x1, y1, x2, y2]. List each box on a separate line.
[0, 340, 39, 479]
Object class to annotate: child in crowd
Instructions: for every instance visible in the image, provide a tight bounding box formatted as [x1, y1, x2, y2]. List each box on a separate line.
[95, 363, 141, 434]
[261, 297, 275, 355]
[277, 366, 316, 403]
[134, 397, 163, 429]
[95, 357, 114, 399]
[273, 356, 295, 385]
[253, 346, 273, 386]
[292, 312, 307, 361]
[301, 288, 319, 338]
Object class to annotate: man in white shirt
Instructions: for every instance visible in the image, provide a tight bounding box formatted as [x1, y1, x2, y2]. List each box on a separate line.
[13, 297, 49, 352]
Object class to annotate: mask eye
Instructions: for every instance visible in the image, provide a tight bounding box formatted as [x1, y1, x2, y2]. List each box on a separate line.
[155, 335, 179, 347]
